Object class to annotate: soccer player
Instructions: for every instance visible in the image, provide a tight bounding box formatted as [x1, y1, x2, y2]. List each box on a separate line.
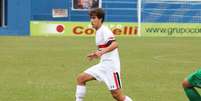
[182, 69, 201, 101]
[75, 8, 133, 101]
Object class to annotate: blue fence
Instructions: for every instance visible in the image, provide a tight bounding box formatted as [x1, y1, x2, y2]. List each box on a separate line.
[142, 1, 201, 23]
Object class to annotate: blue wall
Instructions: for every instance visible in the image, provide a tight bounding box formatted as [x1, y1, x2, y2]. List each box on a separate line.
[31, 0, 136, 22]
[31, 0, 201, 23]
[31, 0, 69, 21]
[0, 0, 30, 35]
[2, 0, 199, 35]
[0, 0, 136, 35]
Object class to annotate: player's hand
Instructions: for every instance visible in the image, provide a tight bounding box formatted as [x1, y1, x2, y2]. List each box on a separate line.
[87, 52, 98, 61]
[87, 50, 104, 61]
[94, 50, 104, 57]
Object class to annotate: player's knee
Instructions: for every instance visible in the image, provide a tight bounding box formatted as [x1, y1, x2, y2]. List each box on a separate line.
[111, 91, 124, 101]
[76, 73, 86, 85]
[182, 79, 191, 88]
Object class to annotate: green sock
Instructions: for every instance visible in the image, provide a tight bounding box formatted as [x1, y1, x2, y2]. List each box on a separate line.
[184, 87, 201, 101]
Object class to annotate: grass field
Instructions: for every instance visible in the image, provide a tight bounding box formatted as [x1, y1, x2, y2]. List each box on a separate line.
[0, 36, 201, 101]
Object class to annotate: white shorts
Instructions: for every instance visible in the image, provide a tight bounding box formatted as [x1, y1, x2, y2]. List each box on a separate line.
[84, 61, 122, 90]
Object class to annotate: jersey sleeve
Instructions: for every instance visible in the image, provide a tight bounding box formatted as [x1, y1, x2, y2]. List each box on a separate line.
[103, 27, 115, 43]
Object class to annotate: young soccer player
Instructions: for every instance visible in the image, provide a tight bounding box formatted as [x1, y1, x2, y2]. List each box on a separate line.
[182, 69, 201, 101]
[75, 8, 133, 101]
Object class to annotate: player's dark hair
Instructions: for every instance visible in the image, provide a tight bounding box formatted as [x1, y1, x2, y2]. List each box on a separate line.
[89, 8, 105, 23]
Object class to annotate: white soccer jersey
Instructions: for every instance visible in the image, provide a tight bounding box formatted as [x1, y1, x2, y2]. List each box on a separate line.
[96, 25, 120, 66]
[84, 25, 122, 90]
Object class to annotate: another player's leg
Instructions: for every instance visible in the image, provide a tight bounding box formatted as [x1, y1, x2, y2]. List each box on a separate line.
[182, 69, 201, 101]
[182, 79, 201, 101]
[111, 89, 133, 101]
[75, 73, 95, 101]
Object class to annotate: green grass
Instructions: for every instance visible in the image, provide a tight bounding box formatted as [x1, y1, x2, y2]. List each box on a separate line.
[0, 36, 201, 101]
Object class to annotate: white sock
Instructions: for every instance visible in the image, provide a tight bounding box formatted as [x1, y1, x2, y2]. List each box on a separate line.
[75, 85, 86, 101]
[124, 96, 133, 101]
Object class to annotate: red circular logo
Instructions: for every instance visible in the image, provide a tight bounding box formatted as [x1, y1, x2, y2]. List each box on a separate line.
[56, 25, 64, 33]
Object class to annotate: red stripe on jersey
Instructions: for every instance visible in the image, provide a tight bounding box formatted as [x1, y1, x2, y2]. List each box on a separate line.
[113, 72, 119, 89]
[109, 37, 115, 40]
[98, 44, 108, 48]
[98, 40, 115, 48]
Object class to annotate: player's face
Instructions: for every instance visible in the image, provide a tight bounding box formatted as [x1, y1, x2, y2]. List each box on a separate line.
[90, 15, 102, 30]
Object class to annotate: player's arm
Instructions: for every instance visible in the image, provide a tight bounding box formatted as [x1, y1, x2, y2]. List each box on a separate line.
[87, 40, 118, 60]
[95, 40, 118, 57]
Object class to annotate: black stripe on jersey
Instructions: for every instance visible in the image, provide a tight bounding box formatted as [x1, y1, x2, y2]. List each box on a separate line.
[116, 72, 122, 88]
[106, 40, 115, 47]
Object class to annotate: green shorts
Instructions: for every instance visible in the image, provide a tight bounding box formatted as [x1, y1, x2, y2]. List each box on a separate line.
[187, 69, 201, 87]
